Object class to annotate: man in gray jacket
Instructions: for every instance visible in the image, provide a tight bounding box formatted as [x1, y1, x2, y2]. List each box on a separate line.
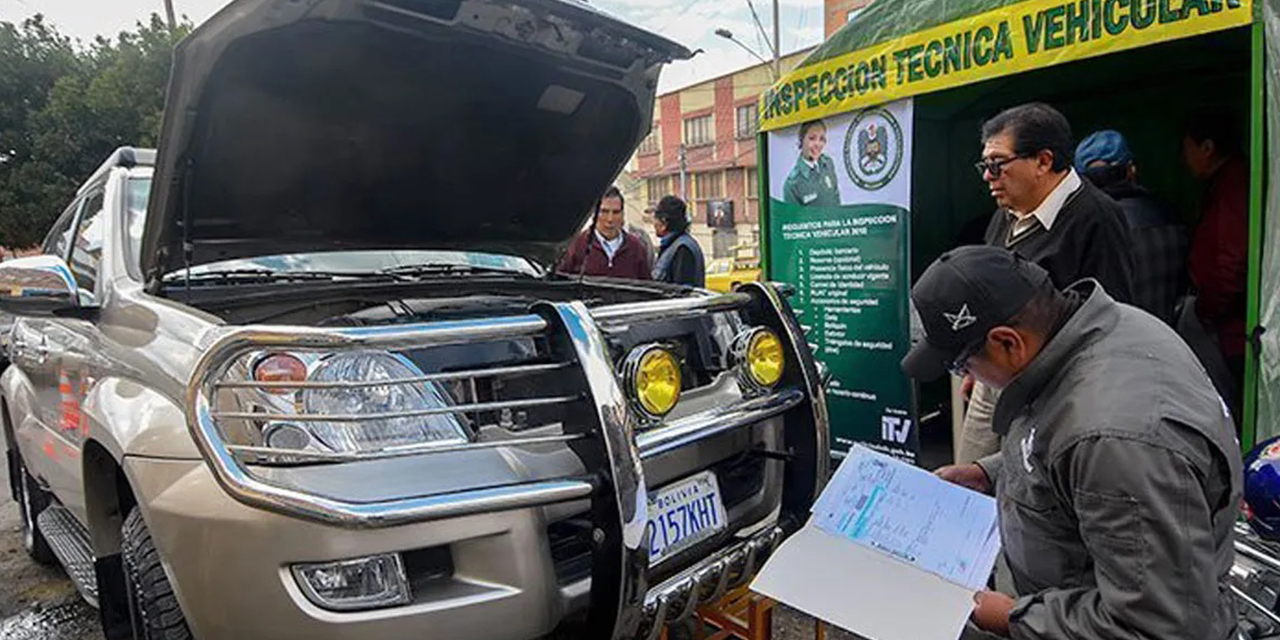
[903, 246, 1240, 639]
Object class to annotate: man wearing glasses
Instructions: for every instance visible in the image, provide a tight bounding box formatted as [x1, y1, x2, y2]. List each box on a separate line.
[905, 246, 1239, 640]
[957, 102, 1136, 465]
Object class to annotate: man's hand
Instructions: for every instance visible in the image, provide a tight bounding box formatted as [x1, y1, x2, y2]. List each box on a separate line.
[935, 463, 991, 493]
[961, 374, 975, 401]
[971, 590, 1015, 637]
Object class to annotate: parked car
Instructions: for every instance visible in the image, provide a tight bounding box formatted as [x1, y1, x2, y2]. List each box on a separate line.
[704, 244, 762, 293]
[0, 1, 829, 639]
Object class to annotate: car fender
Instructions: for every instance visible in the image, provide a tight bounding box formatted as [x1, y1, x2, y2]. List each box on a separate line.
[1, 363, 45, 464]
[81, 376, 200, 462]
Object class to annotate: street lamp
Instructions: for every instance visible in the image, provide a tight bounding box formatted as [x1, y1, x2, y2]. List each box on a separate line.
[715, 29, 777, 79]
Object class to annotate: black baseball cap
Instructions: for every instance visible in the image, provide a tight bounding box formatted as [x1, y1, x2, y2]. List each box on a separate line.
[901, 245, 1053, 381]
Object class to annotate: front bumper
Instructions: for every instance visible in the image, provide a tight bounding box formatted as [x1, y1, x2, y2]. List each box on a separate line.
[175, 283, 827, 639]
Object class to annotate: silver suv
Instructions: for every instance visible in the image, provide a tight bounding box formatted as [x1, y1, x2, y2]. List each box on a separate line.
[0, 1, 829, 639]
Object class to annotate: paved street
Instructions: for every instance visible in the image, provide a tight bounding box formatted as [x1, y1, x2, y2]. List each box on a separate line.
[0, 452, 103, 640]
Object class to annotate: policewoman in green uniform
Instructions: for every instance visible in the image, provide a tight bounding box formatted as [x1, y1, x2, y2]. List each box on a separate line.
[783, 119, 841, 207]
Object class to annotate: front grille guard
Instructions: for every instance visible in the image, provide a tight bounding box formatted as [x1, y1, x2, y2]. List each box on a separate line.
[185, 287, 829, 639]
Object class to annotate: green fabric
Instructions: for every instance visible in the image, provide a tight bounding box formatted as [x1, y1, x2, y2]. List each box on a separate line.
[1255, 2, 1279, 442]
[802, 0, 1032, 67]
[782, 155, 842, 207]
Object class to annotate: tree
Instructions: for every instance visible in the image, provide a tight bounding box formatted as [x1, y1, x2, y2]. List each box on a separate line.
[0, 14, 188, 248]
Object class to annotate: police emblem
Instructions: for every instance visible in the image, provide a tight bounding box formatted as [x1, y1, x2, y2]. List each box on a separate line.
[842, 107, 903, 191]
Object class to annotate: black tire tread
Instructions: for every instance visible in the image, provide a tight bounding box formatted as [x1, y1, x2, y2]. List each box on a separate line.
[121, 507, 192, 640]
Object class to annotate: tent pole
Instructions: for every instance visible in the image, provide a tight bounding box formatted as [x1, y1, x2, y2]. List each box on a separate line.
[1243, 17, 1265, 450]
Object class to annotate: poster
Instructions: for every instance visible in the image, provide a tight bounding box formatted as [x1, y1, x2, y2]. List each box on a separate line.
[766, 98, 916, 462]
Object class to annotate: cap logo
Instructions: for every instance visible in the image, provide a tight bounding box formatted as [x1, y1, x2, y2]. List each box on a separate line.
[944, 304, 977, 332]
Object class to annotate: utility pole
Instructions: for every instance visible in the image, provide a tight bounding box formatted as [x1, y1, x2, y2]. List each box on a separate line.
[163, 0, 177, 32]
[771, 0, 780, 79]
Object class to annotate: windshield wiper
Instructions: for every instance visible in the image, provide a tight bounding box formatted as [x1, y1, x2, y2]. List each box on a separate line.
[163, 269, 409, 285]
[379, 263, 533, 279]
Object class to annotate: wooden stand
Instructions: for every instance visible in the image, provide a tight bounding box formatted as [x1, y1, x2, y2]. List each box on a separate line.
[658, 585, 827, 640]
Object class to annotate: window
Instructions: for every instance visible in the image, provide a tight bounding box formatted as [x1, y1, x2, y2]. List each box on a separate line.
[694, 172, 723, 200]
[736, 104, 758, 139]
[68, 189, 106, 296]
[747, 168, 760, 200]
[126, 177, 151, 278]
[847, 8, 864, 22]
[638, 130, 660, 155]
[42, 201, 80, 258]
[647, 176, 671, 205]
[684, 115, 712, 146]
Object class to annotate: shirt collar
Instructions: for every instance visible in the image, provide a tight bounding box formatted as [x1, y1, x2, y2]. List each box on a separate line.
[594, 229, 624, 259]
[1021, 169, 1082, 231]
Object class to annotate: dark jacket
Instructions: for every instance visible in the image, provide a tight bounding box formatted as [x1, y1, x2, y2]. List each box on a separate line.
[557, 229, 652, 280]
[978, 281, 1241, 640]
[985, 178, 1135, 304]
[1189, 156, 1250, 359]
[653, 232, 705, 287]
[1100, 182, 1189, 325]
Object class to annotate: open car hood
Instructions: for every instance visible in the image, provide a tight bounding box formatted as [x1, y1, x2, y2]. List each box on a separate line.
[141, 0, 691, 283]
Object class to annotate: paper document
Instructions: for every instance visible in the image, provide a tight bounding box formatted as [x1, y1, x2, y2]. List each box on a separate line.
[810, 445, 1001, 590]
[751, 445, 1002, 640]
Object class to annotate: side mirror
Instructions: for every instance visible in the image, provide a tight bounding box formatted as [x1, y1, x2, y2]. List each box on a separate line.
[0, 255, 81, 317]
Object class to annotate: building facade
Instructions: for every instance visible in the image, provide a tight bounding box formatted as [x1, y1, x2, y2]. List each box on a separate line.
[621, 49, 812, 260]
[620, 1, 874, 261]
[824, 0, 876, 37]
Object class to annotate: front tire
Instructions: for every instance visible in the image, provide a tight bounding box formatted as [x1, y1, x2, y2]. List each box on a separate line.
[121, 507, 192, 640]
[14, 450, 55, 565]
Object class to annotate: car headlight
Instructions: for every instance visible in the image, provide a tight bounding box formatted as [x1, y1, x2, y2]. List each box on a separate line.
[734, 328, 785, 391]
[622, 345, 681, 420]
[300, 351, 469, 452]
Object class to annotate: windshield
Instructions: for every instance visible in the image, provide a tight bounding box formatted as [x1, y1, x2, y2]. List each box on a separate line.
[125, 177, 540, 281]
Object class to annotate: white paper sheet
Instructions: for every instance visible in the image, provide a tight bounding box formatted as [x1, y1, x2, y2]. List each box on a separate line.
[810, 445, 1001, 591]
[751, 445, 1002, 640]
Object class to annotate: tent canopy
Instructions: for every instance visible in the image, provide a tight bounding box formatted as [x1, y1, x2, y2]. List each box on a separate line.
[757, 0, 1255, 133]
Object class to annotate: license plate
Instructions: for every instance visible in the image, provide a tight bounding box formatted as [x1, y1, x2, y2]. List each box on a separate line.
[646, 471, 728, 566]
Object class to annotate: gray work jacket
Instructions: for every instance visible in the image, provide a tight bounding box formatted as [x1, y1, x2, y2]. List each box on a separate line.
[977, 280, 1242, 640]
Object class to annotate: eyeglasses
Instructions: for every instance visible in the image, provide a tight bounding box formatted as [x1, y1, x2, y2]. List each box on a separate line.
[946, 339, 986, 377]
[974, 155, 1032, 179]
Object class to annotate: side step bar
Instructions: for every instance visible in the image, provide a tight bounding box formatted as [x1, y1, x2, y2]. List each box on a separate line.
[36, 504, 98, 606]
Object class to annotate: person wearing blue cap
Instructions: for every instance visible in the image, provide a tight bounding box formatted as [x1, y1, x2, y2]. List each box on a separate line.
[1075, 129, 1188, 326]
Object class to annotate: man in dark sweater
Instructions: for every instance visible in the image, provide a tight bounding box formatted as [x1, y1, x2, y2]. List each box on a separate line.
[1183, 108, 1250, 418]
[1075, 129, 1188, 326]
[558, 186, 653, 280]
[956, 103, 1135, 465]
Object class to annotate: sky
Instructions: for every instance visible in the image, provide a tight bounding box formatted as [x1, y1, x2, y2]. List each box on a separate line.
[0, 0, 827, 93]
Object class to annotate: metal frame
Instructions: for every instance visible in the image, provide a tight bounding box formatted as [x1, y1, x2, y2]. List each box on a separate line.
[184, 290, 827, 637]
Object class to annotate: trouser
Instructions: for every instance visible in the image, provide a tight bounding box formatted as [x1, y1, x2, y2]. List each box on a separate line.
[956, 381, 1001, 465]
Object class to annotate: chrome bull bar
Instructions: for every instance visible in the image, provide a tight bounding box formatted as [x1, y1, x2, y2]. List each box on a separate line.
[636, 524, 788, 640]
[185, 289, 826, 640]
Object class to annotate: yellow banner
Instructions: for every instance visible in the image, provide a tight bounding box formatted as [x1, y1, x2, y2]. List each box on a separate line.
[759, 0, 1253, 131]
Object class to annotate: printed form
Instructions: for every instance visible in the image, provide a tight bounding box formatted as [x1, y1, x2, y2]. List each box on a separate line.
[810, 445, 1001, 591]
[751, 445, 1002, 640]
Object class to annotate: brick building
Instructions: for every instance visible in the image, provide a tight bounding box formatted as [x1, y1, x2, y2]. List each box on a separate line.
[619, 0, 875, 260]
[620, 48, 813, 259]
[824, 0, 876, 37]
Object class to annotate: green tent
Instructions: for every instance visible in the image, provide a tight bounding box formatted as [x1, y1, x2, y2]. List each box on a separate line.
[756, 0, 1275, 461]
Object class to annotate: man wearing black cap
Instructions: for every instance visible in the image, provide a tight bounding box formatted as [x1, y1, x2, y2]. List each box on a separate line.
[904, 246, 1240, 640]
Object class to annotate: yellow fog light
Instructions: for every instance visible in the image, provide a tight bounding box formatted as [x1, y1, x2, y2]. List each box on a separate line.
[736, 328, 785, 390]
[623, 345, 682, 419]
